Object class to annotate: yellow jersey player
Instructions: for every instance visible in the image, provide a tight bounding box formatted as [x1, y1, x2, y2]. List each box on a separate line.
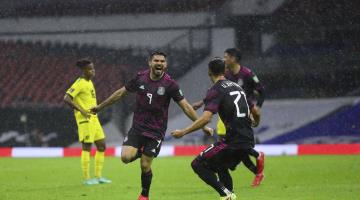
[64, 59, 111, 185]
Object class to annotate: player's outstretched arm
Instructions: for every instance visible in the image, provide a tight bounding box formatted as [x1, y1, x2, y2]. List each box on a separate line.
[91, 86, 128, 113]
[63, 94, 91, 119]
[177, 99, 213, 136]
[171, 111, 213, 138]
[191, 100, 204, 110]
[177, 98, 200, 121]
[250, 106, 261, 127]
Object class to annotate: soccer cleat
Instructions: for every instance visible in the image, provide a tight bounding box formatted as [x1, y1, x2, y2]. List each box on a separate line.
[256, 152, 265, 174]
[83, 178, 99, 185]
[137, 195, 149, 200]
[251, 173, 264, 187]
[219, 193, 237, 200]
[97, 177, 112, 184]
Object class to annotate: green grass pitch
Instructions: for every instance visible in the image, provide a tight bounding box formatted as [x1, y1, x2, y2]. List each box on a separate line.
[1, 155, 359, 200]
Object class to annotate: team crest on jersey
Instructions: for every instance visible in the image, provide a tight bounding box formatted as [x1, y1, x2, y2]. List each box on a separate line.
[237, 79, 244, 86]
[157, 87, 165, 95]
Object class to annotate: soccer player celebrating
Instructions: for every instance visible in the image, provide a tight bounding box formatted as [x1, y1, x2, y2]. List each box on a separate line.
[172, 58, 261, 200]
[192, 48, 265, 186]
[64, 59, 111, 185]
[91, 51, 213, 200]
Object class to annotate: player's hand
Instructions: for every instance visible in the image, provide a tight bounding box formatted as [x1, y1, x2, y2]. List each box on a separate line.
[250, 114, 259, 127]
[80, 109, 91, 119]
[171, 130, 185, 138]
[191, 101, 203, 110]
[202, 126, 214, 136]
[90, 106, 100, 114]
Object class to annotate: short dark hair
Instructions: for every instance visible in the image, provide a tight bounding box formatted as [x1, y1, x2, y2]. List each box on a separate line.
[208, 57, 225, 76]
[224, 48, 242, 63]
[76, 59, 92, 69]
[148, 51, 167, 61]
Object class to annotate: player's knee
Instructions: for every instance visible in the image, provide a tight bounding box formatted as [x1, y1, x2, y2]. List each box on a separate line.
[82, 143, 91, 151]
[191, 158, 201, 172]
[121, 155, 132, 164]
[97, 145, 106, 152]
[141, 164, 151, 173]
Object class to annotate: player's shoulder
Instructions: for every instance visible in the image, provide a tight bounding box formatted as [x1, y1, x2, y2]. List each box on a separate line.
[72, 77, 85, 86]
[136, 69, 149, 77]
[163, 73, 178, 85]
[240, 66, 253, 76]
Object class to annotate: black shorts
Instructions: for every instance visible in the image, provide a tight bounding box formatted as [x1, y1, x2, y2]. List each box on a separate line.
[194, 141, 246, 171]
[123, 128, 162, 157]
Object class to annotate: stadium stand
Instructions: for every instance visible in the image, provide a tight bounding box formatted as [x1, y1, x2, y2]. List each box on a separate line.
[0, 40, 207, 108]
[0, 40, 135, 107]
[263, 99, 360, 144]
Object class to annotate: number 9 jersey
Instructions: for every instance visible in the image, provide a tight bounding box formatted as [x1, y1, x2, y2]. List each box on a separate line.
[124, 69, 184, 140]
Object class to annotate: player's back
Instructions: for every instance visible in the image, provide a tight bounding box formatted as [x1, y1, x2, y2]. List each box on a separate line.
[216, 79, 254, 148]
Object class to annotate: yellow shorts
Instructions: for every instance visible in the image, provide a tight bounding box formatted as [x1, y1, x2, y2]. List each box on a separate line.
[76, 115, 105, 143]
[216, 116, 226, 136]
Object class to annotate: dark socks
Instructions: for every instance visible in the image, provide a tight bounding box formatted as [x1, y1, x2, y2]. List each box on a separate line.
[241, 154, 258, 175]
[191, 159, 228, 196]
[141, 170, 152, 197]
[218, 169, 233, 191]
[247, 148, 259, 158]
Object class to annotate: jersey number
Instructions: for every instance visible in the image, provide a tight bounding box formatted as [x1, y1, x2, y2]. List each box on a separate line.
[147, 93, 153, 104]
[229, 91, 249, 118]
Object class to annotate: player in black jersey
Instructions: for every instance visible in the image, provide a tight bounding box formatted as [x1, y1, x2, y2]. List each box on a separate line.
[192, 48, 265, 187]
[171, 58, 261, 200]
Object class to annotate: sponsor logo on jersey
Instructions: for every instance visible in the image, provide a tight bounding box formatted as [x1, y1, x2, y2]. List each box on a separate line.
[157, 87, 165, 95]
[139, 85, 145, 89]
[253, 76, 259, 83]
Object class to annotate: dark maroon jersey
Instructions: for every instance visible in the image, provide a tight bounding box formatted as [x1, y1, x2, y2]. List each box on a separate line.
[225, 66, 265, 108]
[204, 79, 254, 148]
[125, 69, 184, 140]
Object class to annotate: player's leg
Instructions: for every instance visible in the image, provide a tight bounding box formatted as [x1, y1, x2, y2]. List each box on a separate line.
[78, 120, 98, 185]
[218, 168, 233, 192]
[137, 137, 162, 200]
[121, 129, 143, 164]
[92, 117, 111, 183]
[121, 145, 139, 163]
[240, 152, 257, 174]
[139, 154, 153, 200]
[191, 143, 234, 198]
[81, 142, 92, 182]
[249, 104, 265, 174]
[94, 138, 111, 183]
[246, 148, 265, 174]
[240, 150, 264, 187]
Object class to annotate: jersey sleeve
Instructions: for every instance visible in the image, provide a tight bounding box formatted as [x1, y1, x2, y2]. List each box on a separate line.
[125, 74, 139, 93]
[203, 87, 222, 114]
[168, 81, 184, 102]
[66, 79, 83, 98]
[249, 71, 265, 107]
